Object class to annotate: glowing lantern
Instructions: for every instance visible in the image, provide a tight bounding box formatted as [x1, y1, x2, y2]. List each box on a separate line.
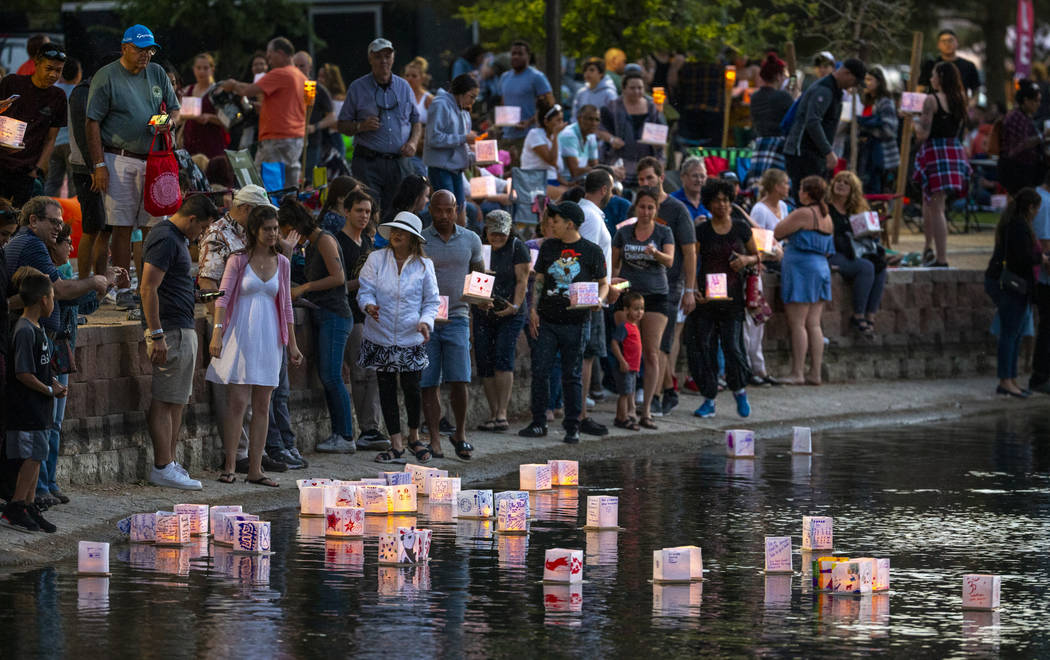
[215, 513, 259, 546]
[328, 483, 363, 508]
[519, 463, 552, 491]
[429, 477, 460, 503]
[296, 478, 333, 489]
[725, 429, 755, 458]
[174, 504, 209, 536]
[584, 495, 618, 529]
[455, 490, 494, 518]
[792, 426, 812, 454]
[304, 80, 316, 105]
[962, 574, 1001, 610]
[389, 484, 418, 513]
[77, 541, 110, 576]
[764, 536, 793, 573]
[832, 557, 874, 594]
[461, 271, 495, 303]
[378, 527, 432, 565]
[325, 506, 365, 538]
[725, 64, 736, 85]
[874, 558, 891, 591]
[813, 556, 850, 591]
[154, 511, 192, 546]
[382, 471, 412, 486]
[495, 491, 530, 519]
[802, 515, 833, 551]
[652, 546, 703, 582]
[130, 513, 156, 543]
[0, 116, 28, 148]
[232, 519, 271, 554]
[300, 486, 326, 516]
[497, 497, 528, 533]
[547, 460, 579, 486]
[421, 470, 449, 497]
[362, 485, 390, 514]
[543, 548, 583, 583]
[209, 505, 242, 535]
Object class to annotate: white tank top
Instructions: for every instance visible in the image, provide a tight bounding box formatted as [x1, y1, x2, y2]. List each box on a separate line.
[413, 91, 430, 124]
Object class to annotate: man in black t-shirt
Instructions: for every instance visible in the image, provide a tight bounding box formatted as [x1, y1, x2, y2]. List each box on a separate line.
[918, 29, 981, 99]
[518, 201, 608, 444]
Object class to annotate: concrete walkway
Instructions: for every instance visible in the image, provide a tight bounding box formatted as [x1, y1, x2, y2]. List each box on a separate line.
[0, 376, 1037, 569]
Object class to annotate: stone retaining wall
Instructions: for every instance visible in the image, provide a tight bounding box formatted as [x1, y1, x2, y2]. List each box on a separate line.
[58, 267, 1009, 486]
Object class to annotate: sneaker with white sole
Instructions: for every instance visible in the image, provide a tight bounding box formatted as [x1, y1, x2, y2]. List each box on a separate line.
[585, 396, 595, 409]
[149, 462, 203, 490]
[316, 434, 356, 453]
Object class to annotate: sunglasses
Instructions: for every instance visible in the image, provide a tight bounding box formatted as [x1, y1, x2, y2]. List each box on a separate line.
[39, 46, 67, 62]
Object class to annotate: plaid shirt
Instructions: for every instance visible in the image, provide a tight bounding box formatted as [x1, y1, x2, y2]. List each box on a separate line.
[747, 136, 786, 184]
[1002, 109, 1041, 166]
[198, 214, 246, 282]
[673, 62, 725, 112]
[913, 138, 971, 198]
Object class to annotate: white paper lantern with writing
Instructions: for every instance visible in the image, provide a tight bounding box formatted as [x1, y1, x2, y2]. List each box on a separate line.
[568, 282, 600, 308]
[389, 484, 418, 513]
[547, 460, 579, 486]
[584, 495, 619, 529]
[455, 489, 494, 519]
[764, 536, 793, 573]
[494, 491, 530, 519]
[543, 583, 583, 613]
[382, 471, 412, 486]
[232, 519, 271, 554]
[802, 515, 834, 550]
[215, 513, 259, 545]
[77, 541, 110, 576]
[519, 464, 552, 491]
[725, 429, 755, 458]
[300, 486, 326, 516]
[130, 513, 156, 543]
[497, 497, 528, 533]
[652, 546, 703, 582]
[792, 427, 812, 454]
[329, 483, 363, 508]
[154, 511, 192, 546]
[296, 478, 333, 489]
[174, 504, 209, 536]
[0, 116, 28, 148]
[874, 558, 890, 591]
[962, 574, 1001, 610]
[362, 484, 390, 514]
[543, 548, 584, 583]
[378, 527, 432, 565]
[325, 506, 365, 538]
[429, 477, 461, 503]
[209, 505, 242, 536]
[421, 470, 449, 497]
[832, 558, 874, 595]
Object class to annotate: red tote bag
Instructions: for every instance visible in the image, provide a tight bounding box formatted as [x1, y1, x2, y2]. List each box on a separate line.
[143, 128, 182, 217]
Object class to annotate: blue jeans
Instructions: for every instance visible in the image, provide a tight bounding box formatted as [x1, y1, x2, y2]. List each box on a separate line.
[314, 308, 354, 438]
[986, 277, 1028, 380]
[530, 321, 586, 430]
[474, 310, 526, 376]
[266, 353, 294, 451]
[428, 166, 465, 210]
[37, 373, 68, 496]
[829, 253, 887, 316]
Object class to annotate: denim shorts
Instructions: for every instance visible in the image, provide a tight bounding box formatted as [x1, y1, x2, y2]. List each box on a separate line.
[6, 429, 48, 461]
[474, 311, 527, 377]
[421, 316, 472, 387]
[612, 369, 638, 395]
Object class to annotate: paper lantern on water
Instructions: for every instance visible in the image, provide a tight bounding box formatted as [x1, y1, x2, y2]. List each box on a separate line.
[232, 520, 271, 554]
[792, 427, 813, 454]
[130, 513, 156, 543]
[652, 546, 703, 583]
[215, 513, 259, 545]
[296, 478, 333, 489]
[652, 582, 703, 616]
[584, 496, 619, 529]
[325, 506, 365, 538]
[585, 530, 619, 566]
[725, 429, 755, 458]
[962, 574, 1001, 610]
[362, 485, 391, 515]
[325, 539, 365, 570]
[421, 470, 449, 497]
[209, 505, 242, 536]
[378, 527, 432, 565]
[429, 477, 461, 503]
[455, 490, 494, 519]
[329, 483, 363, 508]
[77, 541, 110, 576]
[764, 536, 793, 573]
[389, 484, 418, 513]
[497, 498, 528, 533]
[832, 558, 874, 595]
[495, 491, 530, 519]
[300, 486, 326, 517]
[543, 582, 583, 613]
[813, 556, 849, 591]
[543, 548, 583, 583]
[802, 515, 833, 551]
[154, 511, 192, 546]
[547, 460, 579, 486]
[174, 504, 209, 536]
[382, 471, 413, 486]
[519, 464, 552, 491]
[874, 558, 891, 591]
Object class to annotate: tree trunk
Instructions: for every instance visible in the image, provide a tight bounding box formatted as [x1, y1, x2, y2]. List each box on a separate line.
[544, 0, 562, 103]
[984, 4, 1010, 106]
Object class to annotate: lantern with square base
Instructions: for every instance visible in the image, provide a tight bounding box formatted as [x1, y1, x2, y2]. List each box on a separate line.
[519, 463, 552, 491]
[174, 504, 209, 536]
[832, 557, 874, 595]
[764, 536, 793, 573]
[389, 483, 418, 513]
[325, 506, 365, 538]
[547, 460, 579, 486]
[802, 515, 833, 550]
[130, 513, 156, 543]
[813, 556, 849, 591]
[568, 282, 600, 309]
[215, 513, 259, 546]
[495, 491, 530, 520]
[543, 548, 584, 583]
[461, 271, 495, 304]
[328, 483, 363, 508]
[874, 558, 891, 591]
[496, 497, 528, 533]
[296, 478, 333, 489]
[725, 429, 755, 458]
[232, 519, 271, 554]
[209, 505, 242, 536]
[421, 470, 449, 497]
[382, 471, 412, 486]
[362, 484, 390, 514]
[78, 541, 111, 576]
[584, 495, 619, 530]
[962, 574, 1001, 610]
[455, 489, 494, 518]
[652, 546, 703, 582]
[154, 511, 192, 546]
[299, 486, 326, 516]
[378, 526, 433, 565]
[429, 477, 461, 503]
[792, 427, 812, 454]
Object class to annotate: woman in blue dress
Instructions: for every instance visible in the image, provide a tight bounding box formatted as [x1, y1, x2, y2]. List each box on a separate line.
[774, 175, 835, 385]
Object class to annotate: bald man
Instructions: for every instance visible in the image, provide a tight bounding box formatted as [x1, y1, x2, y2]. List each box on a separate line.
[292, 50, 336, 175]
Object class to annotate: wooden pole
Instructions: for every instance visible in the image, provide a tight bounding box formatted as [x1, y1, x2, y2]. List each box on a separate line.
[544, 0, 562, 103]
[300, 101, 313, 192]
[784, 42, 798, 95]
[849, 89, 859, 172]
[890, 31, 924, 246]
[722, 66, 735, 148]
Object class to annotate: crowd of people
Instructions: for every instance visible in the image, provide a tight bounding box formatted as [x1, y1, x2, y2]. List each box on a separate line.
[1, 23, 1048, 534]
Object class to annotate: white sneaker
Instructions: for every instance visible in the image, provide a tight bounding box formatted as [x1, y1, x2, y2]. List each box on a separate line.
[104, 288, 118, 305]
[149, 463, 203, 490]
[316, 434, 356, 454]
[173, 462, 189, 476]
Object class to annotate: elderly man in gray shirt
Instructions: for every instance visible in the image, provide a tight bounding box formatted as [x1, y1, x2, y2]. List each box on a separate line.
[337, 38, 422, 215]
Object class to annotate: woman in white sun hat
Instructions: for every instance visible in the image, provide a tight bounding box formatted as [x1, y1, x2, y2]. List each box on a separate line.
[357, 211, 441, 464]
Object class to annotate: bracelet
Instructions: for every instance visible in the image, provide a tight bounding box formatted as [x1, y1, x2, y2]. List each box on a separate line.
[684, 288, 696, 293]
[94, 162, 106, 169]
[48, 386, 54, 397]
[213, 323, 224, 329]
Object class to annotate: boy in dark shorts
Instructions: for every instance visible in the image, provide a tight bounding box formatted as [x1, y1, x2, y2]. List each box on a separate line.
[611, 291, 644, 430]
[2, 267, 65, 532]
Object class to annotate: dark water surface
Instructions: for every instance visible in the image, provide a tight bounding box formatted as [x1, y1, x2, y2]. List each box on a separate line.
[2, 412, 1049, 658]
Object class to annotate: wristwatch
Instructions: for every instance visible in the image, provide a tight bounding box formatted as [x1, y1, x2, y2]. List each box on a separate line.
[47, 386, 54, 397]
[93, 162, 106, 170]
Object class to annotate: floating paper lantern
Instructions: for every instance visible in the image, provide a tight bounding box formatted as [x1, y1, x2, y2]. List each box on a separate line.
[653, 546, 703, 582]
[874, 558, 890, 591]
[519, 464, 552, 491]
[362, 485, 391, 514]
[209, 505, 242, 536]
[584, 495, 619, 529]
[325, 539, 365, 571]
[232, 520, 271, 554]
[543, 548, 583, 583]
[792, 427, 812, 454]
[389, 484, 418, 513]
[325, 506, 365, 538]
[77, 541, 110, 576]
[802, 515, 833, 551]
[378, 527, 432, 565]
[300, 486, 326, 517]
[543, 583, 583, 613]
[328, 483, 363, 508]
[77, 577, 109, 612]
[496, 498, 528, 533]
[495, 491, 530, 519]
[962, 574, 1001, 610]
[585, 530, 619, 566]
[296, 478, 333, 489]
[813, 556, 849, 591]
[498, 534, 529, 567]
[421, 470, 449, 497]
[382, 471, 413, 486]
[130, 513, 156, 543]
[174, 504, 209, 536]
[832, 558, 874, 595]
[455, 489, 494, 519]
[429, 477, 461, 503]
[652, 582, 703, 616]
[725, 429, 755, 458]
[154, 511, 192, 546]
[547, 460, 579, 486]
[764, 536, 793, 573]
[215, 513, 259, 546]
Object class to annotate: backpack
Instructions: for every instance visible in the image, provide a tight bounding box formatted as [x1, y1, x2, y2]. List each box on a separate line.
[986, 118, 1003, 156]
[779, 97, 801, 136]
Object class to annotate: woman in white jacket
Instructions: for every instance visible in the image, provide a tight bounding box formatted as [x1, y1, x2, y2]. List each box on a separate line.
[357, 211, 441, 464]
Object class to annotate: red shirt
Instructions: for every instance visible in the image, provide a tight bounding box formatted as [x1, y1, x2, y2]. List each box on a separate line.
[614, 321, 642, 371]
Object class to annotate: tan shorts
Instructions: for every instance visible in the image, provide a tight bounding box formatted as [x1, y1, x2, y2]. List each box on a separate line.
[151, 328, 198, 404]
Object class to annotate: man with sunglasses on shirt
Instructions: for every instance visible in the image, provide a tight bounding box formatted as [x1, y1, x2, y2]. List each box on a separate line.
[338, 38, 422, 215]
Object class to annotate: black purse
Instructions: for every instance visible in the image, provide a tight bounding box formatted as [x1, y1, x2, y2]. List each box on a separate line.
[998, 229, 1028, 296]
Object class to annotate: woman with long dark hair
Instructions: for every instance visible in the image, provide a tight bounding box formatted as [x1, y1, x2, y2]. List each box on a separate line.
[912, 61, 970, 268]
[985, 188, 1045, 397]
[857, 67, 899, 193]
[999, 79, 1045, 196]
[600, 71, 666, 187]
[383, 174, 431, 224]
[747, 53, 793, 186]
[208, 206, 303, 486]
[319, 175, 364, 233]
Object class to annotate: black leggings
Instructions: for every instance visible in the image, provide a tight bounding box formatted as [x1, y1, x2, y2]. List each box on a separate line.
[376, 370, 421, 436]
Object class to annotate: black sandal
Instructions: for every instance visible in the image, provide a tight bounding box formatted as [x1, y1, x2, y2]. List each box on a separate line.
[639, 417, 658, 429]
[493, 418, 510, 432]
[449, 437, 474, 460]
[428, 444, 446, 459]
[850, 316, 874, 334]
[476, 419, 500, 431]
[407, 441, 433, 464]
[614, 418, 640, 431]
[246, 476, 279, 488]
[217, 472, 236, 484]
[375, 447, 407, 464]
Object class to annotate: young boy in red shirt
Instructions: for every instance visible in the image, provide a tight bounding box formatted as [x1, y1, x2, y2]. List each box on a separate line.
[611, 291, 644, 430]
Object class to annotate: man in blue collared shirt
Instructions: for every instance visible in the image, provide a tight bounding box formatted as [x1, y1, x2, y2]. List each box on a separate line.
[337, 38, 422, 215]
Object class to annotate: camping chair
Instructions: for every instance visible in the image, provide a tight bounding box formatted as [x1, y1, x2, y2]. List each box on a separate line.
[511, 167, 548, 226]
[224, 149, 264, 188]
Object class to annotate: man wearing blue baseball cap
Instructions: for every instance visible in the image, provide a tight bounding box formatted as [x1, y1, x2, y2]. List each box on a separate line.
[85, 24, 180, 307]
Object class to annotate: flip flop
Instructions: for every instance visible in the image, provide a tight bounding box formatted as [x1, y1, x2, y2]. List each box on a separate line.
[245, 476, 279, 488]
[449, 437, 474, 461]
[375, 448, 407, 464]
[217, 473, 236, 484]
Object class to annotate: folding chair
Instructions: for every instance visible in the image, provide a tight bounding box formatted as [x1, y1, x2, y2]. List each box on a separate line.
[511, 167, 547, 226]
[224, 149, 264, 188]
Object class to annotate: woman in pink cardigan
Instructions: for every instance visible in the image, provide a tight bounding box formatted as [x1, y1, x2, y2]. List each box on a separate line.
[207, 206, 304, 487]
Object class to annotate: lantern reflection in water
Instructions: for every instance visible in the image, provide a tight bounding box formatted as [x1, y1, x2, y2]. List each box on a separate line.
[325, 539, 365, 572]
[652, 582, 702, 617]
[77, 577, 110, 612]
[498, 533, 529, 567]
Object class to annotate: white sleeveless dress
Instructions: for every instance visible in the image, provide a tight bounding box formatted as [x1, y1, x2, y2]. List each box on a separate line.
[206, 264, 281, 387]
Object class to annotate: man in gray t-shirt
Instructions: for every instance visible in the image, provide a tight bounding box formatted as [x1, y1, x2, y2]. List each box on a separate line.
[419, 190, 484, 460]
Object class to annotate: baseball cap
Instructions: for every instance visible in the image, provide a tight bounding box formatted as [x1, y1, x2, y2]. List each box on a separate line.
[814, 51, 835, 65]
[122, 24, 160, 50]
[368, 38, 394, 54]
[547, 201, 585, 227]
[233, 184, 277, 210]
[485, 210, 513, 235]
[840, 58, 867, 82]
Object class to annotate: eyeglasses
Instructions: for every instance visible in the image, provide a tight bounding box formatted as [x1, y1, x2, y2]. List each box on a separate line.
[128, 44, 158, 57]
[36, 214, 64, 226]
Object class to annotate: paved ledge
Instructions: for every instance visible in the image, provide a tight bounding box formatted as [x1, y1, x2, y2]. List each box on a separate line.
[0, 376, 1036, 569]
